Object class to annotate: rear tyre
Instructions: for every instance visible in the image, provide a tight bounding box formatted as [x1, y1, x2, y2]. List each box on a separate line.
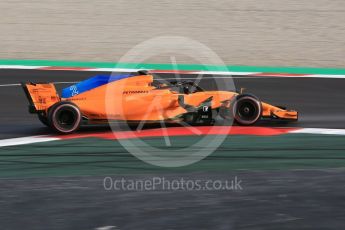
[48, 102, 82, 134]
[37, 113, 49, 126]
[232, 94, 262, 125]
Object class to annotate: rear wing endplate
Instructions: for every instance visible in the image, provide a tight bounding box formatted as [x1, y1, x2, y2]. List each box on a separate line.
[21, 82, 60, 113]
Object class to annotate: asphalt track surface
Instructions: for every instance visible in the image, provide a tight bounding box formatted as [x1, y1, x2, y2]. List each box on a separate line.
[1, 69, 345, 229]
[1, 170, 345, 230]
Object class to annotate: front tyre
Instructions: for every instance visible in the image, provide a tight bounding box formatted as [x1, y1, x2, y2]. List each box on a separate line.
[48, 102, 82, 134]
[232, 94, 262, 125]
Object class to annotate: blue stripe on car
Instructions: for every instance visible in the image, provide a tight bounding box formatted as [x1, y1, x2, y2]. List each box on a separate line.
[61, 74, 132, 98]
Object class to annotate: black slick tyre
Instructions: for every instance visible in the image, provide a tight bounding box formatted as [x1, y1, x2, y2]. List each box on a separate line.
[48, 102, 82, 134]
[37, 113, 49, 126]
[232, 94, 262, 125]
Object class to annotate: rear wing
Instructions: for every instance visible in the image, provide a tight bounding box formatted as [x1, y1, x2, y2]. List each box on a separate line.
[21, 82, 60, 113]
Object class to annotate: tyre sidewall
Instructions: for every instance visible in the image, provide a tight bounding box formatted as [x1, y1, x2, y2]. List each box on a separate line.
[37, 113, 49, 126]
[48, 102, 82, 134]
[232, 94, 262, 125]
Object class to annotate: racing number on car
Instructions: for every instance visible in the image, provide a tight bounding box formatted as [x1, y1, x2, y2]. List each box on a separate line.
[70, 85, 79, 96]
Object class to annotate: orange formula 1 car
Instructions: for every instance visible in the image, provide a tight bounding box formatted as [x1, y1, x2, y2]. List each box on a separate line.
[22, 71, 298, 134]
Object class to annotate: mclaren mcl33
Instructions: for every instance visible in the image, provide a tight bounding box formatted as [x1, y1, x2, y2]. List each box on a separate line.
[22, 71, 298, 134]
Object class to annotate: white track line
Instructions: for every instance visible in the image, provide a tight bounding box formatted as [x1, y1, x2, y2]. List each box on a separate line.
[3, 74, 345, 88]
[290, 128, 345, 135]
[0, 136, 60, 147]
[0, 65, 48, 69]
[0, 83, 21, 87]
[193, 71, 259, 75]
[0, 82, 77, 87]
[52, 81, 77, 84]
[1, 128, 345, 147]
[87, 68, 143, 72]
[1, 65, 345, 78]
[0, 77, 293, 87]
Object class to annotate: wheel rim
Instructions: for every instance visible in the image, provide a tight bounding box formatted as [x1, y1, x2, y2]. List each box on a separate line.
[52, 104, 81, 132]
[233, 96, 261, 125]
[238, 101, 257, 121]
[57, 109, 76, 129]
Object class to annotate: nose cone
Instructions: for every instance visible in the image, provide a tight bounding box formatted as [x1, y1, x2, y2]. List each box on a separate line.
[273, 109, 298, 121]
